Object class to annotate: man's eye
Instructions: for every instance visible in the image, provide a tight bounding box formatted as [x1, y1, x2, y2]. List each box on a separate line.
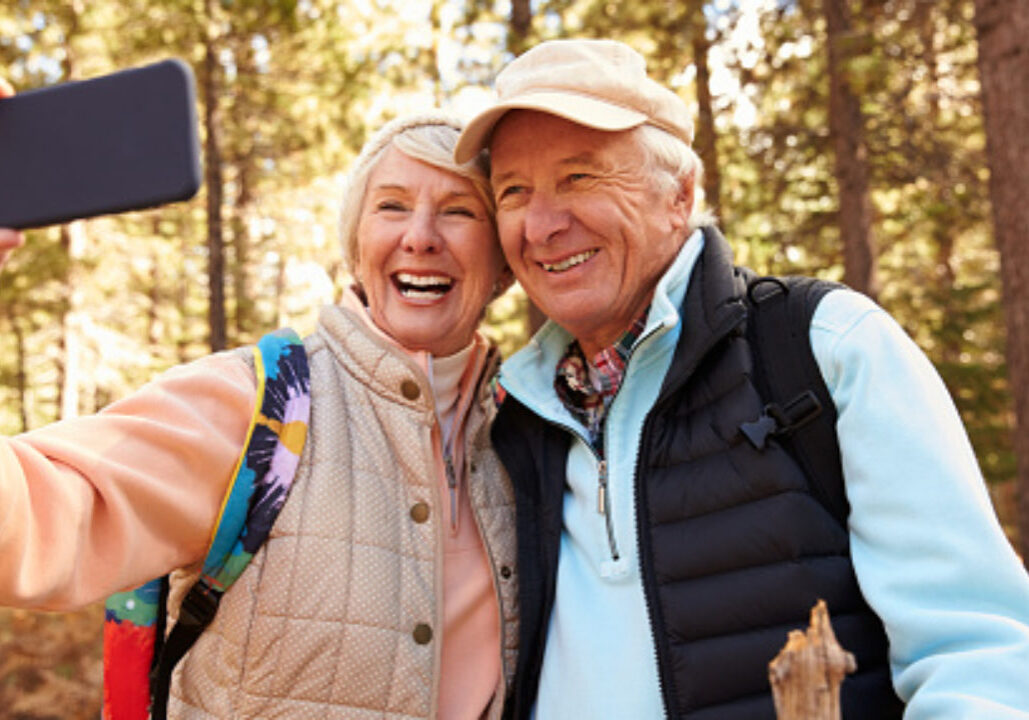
[568, 173, 592, 183]
[497, 185, 525, 201]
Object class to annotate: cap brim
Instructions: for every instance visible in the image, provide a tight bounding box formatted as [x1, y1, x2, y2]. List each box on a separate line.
[454, 92, 648, 163]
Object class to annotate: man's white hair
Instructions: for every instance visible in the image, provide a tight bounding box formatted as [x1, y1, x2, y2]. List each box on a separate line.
[634, 124, 716, 231]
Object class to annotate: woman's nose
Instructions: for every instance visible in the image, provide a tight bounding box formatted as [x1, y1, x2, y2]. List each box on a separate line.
[401, 209, 441, 253]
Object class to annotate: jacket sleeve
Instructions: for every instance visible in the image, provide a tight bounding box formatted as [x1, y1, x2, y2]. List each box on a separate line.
[812, 288, 1029, 719]
[0, 352, 256, 610]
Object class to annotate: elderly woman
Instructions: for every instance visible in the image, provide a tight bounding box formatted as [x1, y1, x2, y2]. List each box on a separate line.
[0, 113, 517, 719]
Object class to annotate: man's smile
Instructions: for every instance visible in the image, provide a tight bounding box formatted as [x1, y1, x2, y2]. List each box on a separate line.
[540, 249, 599, 273]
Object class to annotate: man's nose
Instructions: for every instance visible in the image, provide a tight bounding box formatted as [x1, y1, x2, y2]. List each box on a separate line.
[401, 209, 441, 253]
[523, 192, 570, 246]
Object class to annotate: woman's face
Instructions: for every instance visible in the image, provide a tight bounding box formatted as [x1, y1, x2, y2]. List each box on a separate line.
[355, 146, 504, 356]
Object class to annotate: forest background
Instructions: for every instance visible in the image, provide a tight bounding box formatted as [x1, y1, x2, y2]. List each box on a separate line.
[1, 0, 1028, 717]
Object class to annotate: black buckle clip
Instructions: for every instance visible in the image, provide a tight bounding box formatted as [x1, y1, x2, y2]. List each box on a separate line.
[177, 581, 221, 630]
[740, 391, 822, 450]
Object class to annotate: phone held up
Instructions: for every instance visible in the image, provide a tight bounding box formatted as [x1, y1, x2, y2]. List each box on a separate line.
[0, 59, 202, 230]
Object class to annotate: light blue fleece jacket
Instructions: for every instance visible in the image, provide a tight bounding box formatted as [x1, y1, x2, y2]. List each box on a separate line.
[499, 230, 1029, 719]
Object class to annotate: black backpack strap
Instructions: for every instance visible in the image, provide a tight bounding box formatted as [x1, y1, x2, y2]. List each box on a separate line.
[741, 275, 850, 527]
[149, 580, 222, 719]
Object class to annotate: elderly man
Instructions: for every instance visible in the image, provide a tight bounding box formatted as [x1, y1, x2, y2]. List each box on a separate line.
[455, 39, 1029, 719]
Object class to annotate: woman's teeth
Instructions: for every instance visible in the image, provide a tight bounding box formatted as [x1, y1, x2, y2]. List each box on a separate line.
[395, 272, 453, 299]
[541, 250, 597, 272]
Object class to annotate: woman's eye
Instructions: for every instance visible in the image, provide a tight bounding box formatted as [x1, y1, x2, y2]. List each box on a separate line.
[443, 206, 476, 218]
[377, 200, 406, 212]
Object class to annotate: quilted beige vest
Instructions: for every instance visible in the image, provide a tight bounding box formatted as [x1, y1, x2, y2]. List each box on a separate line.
[164, 304, 518, 719]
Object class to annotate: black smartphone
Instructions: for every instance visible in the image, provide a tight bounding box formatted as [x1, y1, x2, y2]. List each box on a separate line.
[0, 59, 202, 230]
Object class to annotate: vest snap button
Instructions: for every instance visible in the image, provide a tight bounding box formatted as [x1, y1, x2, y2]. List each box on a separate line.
[400, 379, 420, 400]
[500, 565, 513, 579]
[410, 502, 430, 523]
[412, 623, 433, 645]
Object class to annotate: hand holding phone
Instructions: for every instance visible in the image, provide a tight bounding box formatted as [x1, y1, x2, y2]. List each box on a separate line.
[0, 60, 202, 230]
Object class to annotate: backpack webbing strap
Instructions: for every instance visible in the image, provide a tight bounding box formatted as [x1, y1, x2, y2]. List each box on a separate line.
[741, 276, 850, 527]
[102, 329, 310, 720]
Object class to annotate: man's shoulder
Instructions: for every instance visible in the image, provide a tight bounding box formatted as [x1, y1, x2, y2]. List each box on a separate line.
[809, 285, 885, 339]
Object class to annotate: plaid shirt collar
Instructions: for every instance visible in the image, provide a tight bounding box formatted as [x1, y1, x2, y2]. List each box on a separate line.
[554, 309, 649, 449]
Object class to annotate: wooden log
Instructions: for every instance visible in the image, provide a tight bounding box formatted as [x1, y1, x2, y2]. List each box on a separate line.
[769, 600, 856, 720]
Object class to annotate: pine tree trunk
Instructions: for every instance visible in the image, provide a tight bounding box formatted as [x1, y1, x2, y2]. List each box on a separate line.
[973, 0, 1029, 567]
[231, 162, 254, 342]
[510, 0, 531, 53]
[917, 0, 962, 366]
[691, 4, 721, 216]
[203, 0, 227, 352]
[824, 0, 879, 300]
[6, 308, 29, 433]
[56, 7, 85, 421]
[58, 221, 86, 420]
[147, 219, 162, 348]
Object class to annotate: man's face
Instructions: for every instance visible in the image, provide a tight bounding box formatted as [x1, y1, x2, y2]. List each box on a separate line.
[490, 111, 691, 357]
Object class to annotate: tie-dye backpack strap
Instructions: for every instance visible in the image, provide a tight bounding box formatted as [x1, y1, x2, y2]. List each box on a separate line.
[102, 578, 165, 720]
[102, 329, 310, 720]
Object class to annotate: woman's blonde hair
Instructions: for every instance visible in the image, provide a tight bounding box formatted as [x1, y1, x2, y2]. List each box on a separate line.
[339, 112, 494, 273]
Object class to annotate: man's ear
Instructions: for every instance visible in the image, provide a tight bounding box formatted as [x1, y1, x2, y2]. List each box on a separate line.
[670, 172, 695, 231]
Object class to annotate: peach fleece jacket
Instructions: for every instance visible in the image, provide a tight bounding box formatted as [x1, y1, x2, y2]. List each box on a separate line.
[0, 353, 253, 608]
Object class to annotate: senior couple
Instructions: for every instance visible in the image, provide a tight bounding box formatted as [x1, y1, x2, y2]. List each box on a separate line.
[2, 39, 1029, 720]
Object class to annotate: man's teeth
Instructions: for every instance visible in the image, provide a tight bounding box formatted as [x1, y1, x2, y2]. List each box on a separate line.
[395, 272, 453, 298]
[541, 250, 597, 272]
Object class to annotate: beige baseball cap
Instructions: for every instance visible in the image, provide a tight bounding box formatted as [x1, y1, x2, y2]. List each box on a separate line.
[454, 39, 694, 163]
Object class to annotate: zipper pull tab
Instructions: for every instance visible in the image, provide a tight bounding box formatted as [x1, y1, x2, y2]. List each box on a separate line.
[597, 459, 608, 515]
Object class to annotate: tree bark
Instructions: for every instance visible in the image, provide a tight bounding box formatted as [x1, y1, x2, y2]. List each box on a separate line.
[55, 4, 85, 421]
[203, 0, 227, 352]
[769, 600, 856, 720]
[973, 0, 1029, 567]
[228, 33, 256, 344]
[690, 6, 721, 216]
[147, 218, 162, 348]
[510, 0, 531, 54]
[57, 222, 86, 420]
[915, 0, 961, 365]
[6, 308, 29, 433]
[231, 160, 254, 342]
[824, 0, 879, 300]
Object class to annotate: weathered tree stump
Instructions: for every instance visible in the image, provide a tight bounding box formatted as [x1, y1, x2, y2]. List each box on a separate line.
[769, 600, 856, 720]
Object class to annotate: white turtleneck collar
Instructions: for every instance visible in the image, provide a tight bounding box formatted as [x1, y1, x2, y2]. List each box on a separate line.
[427, 342, 476, 449]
